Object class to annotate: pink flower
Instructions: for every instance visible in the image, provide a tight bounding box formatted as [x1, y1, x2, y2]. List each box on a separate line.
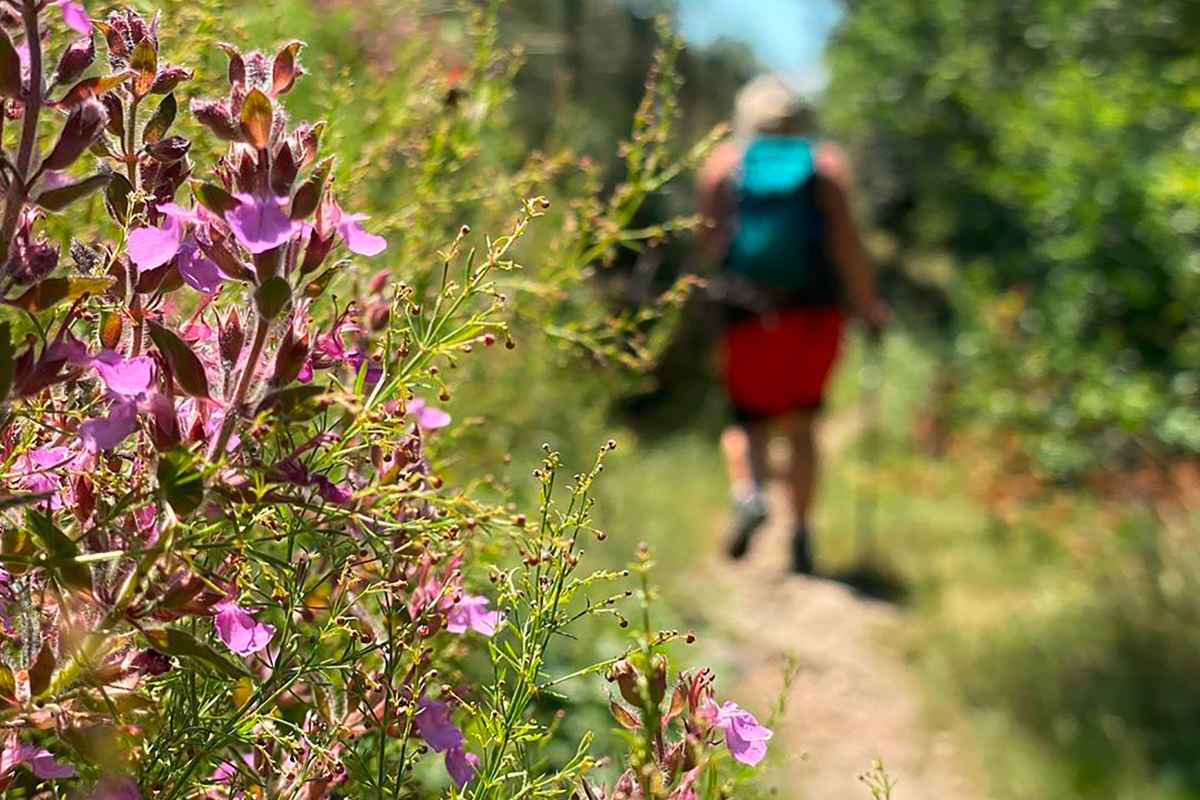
[79, 399, 138, 452]
[702, 700, 772, 766]
[446, 594, 502, 636]
[445, 745, 480, 788]
[176, 240, 222, 294]
[668, 766, 702, 800]
[330, 205, 386, 256]
[226, 193, 295, 254]
[213, 600, 275, 656]
[15, 446, 74, 498]
[11, 742, 76, 779]
[91, 351, 154, 396]
[127, 206, 187, 270]
[408, 397, 450, 430]
[415, 697, 463, 752]
[56, 0, 90, 34]
[414, 698, 479, 788]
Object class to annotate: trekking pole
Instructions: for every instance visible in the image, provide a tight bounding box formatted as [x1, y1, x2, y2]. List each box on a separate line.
[856, 327, 884, 560]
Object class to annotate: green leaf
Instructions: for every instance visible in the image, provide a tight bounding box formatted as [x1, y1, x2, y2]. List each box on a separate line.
[156, 447, 205, 518]
[190, 180, 240, 216]
[255, 383, 325, 419]
[129, 39, 157, 97]
[0, 321, 12, 403]
[34, 173, 112, 212]
[26, 509, 91, 591]
[142, 92, 176, 144]
[0, 28, 21, 98]
[5, 276, 114, 312]
[239, 88, 273, 149]
[143, 628, 247, 679]
[104, 172, 132, 225]
[254, 276, 291, 320]
[147, 321, 210, 398]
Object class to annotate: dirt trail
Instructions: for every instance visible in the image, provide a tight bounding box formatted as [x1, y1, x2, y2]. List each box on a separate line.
[697, 418, 986, 800]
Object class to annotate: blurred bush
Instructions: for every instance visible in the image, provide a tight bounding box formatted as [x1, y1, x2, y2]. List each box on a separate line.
[825, 0, 1200, 477]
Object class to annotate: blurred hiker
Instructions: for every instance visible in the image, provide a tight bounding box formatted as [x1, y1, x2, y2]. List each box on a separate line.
[696, 74, 887, 574]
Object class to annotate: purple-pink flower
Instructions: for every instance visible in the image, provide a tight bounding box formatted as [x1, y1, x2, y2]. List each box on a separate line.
[446, 594, 502, 636]
[408, 397, 450, 430]
[56, 0, 90, 34]
[213, 599, 275, 656]
[226, 193, 294, 254]
[414, 697, 479, 788]
[91, 351, 154, 397]
[328, 202, 386, 256]
[127, 204, 224, 293]
[445, 745, 480, 788]
[701, 699, 772, 766]
[2, 740, 77, 780]
[80, 400, 138, 452]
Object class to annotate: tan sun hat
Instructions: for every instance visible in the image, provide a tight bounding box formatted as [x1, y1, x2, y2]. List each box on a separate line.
[733, 73, 816, 140]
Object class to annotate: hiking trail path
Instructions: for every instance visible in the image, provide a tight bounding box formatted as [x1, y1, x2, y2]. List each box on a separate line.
[696, 415, 987, 800]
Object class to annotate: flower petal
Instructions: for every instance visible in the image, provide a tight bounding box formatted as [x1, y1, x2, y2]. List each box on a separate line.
[337, 216, 387, 257]
[127, 216, 183, 270]
[80, 400, 138, 452]
[57, 0, 90, 34]
[176, 241, 223, 294]
[213, 600, 275, 656]
[415, 697, 464, 753]
[445, 746, 479, 788]
[226, 194, 295, 254]
[92, 351, 155, 396]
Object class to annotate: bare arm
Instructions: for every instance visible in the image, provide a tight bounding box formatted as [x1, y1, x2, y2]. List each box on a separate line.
[695, 140, 740, 265]
[815, 144, 887, 329]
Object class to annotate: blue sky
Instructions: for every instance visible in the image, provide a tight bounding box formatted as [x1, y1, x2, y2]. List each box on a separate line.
[675, 0, 842, 92]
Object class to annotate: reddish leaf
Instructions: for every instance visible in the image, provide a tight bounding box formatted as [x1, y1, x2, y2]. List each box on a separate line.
[56, 71, 133, 107]
[271, 40, 304, 96]
[239, 88, 272, 149]
[147, 320, 210, 398]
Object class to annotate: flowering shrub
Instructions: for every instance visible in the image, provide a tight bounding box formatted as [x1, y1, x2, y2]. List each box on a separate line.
[0, 2, 768, 798]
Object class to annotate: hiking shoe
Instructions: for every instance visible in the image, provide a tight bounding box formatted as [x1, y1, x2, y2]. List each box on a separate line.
[792, 525, 815, 575]
[725, 494, 768, 560]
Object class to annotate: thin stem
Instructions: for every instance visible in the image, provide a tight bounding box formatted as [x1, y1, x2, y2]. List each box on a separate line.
[211, 314, 269, 460]
[125, 95, 145, 356]
[0, 0, 43, 264]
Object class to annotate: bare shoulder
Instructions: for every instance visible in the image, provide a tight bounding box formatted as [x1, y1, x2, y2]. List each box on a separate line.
[697, 139, 741, 191]
[814, 141, 853, 191]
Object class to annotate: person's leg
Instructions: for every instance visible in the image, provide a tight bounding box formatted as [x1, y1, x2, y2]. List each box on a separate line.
[780, 409, 818, 525]
[722, 419, 771, 559]
[721, 421, 770, 502]
[779, 409, 819, 573]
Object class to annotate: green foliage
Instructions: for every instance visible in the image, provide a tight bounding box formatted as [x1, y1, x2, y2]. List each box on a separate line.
[825, 0, 1200, 475]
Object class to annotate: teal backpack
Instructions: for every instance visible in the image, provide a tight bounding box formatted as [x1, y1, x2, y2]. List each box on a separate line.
[724, 136, 835, 301]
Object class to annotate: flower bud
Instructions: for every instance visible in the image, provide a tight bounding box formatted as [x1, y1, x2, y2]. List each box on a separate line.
[190, 98, 241, 141]
[55, 35, 95, 84]
[219, 309, 244, 367]
[270, 328, 310, 387]
[44, 99, 108, 171]
[146, 134, 191, 163]
[72, 474, 95, 522]
[150, 64, 192, 94]
[649, 653, 668, 707]
[606, 659, 642, 708]
[101, 93, 125, 138]
[300, 228, 336, 275]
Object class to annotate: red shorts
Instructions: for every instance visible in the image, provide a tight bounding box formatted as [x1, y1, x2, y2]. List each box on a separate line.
[719, 307, 844, 420]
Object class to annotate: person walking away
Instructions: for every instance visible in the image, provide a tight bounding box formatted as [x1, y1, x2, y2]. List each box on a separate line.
[695, 74, 887, 574]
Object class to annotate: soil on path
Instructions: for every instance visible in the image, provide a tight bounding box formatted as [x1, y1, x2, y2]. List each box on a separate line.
[697, 421, 987, 800]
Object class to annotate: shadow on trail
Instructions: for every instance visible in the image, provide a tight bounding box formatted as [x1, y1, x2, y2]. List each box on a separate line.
[820, 559, 910, 604]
